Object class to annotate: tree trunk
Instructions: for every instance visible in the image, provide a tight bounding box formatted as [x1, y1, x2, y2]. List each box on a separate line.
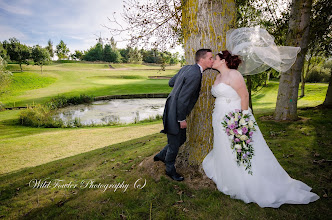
[19, 63, 23, 72]
[323, 72, 332, 108]
[176, 0, 236, 170]
[300, 67, 305, 97]
[301, 54, 313, 98]
[274, 0, 312, 121]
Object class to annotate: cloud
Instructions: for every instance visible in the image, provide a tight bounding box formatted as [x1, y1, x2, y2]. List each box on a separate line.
[0, 25, 26, 40]
[0, 0, 130, 51]
[0, 0, 32, 15]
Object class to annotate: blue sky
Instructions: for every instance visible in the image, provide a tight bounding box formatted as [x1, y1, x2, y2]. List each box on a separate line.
[0, 0, 128, 52]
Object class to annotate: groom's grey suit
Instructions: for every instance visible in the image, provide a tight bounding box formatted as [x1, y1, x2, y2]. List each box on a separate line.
[158, 64, 202, 174]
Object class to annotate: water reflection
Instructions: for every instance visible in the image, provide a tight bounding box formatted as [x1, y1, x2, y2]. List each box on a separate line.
[54, 98, 166, 126]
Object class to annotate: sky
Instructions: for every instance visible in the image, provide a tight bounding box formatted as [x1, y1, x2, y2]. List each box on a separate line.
[0, 0, 131, 53]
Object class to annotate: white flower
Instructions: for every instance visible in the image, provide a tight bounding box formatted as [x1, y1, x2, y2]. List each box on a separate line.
[227, 120, 232, 126]
[239, 118, 246, 125]
[230, 118, 235, 124]
[242, 142, 248, 150]
[235, 144, 242, 150]
[229, 130, 234, 135]
[234, 113, 239, 121]
[240, 135, 248, 141]
[229, 134, 234, 140]
[237, 129, 242, 135]
[248, 120, 254, 128]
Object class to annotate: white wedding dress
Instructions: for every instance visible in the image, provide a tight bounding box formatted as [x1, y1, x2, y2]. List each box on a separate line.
[202, 83, 319, 208]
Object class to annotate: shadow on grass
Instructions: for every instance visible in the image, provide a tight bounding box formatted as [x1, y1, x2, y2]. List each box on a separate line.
[1, 110, 331, 219]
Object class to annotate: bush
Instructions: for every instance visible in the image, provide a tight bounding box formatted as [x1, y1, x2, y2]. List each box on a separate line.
[0, 102, 5, 111]
[20, 94, 94, 128]
[19, 104, 64, 128]
[306, 66, 331, 83]
[46, 94, 94, 109]
[0, 56, 12, 96]
[323, 59, 332, 70]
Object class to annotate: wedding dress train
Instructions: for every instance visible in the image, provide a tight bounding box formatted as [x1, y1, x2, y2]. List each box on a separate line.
[202, 83, 319, 208]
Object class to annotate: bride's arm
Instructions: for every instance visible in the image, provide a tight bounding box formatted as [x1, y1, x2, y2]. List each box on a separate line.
[230, 71, 249, 111]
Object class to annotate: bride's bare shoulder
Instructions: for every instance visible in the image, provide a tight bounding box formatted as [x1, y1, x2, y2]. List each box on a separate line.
[230, 70, 244, 80]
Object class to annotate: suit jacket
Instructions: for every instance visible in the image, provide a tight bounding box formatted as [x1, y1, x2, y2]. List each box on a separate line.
[162, 64, 202, 135]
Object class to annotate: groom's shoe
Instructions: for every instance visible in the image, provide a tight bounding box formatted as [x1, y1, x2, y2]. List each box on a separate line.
[166, 171, 184, 181]
[153, 155, 165, 163]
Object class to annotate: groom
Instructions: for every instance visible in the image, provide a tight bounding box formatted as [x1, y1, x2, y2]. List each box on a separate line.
[154, 49, 214, 181]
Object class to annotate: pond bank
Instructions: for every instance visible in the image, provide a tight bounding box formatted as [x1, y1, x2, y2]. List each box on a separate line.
[4, 93, 170, 110]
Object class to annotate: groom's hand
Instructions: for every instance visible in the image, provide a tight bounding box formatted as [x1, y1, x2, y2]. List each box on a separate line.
[180, 120, 187, 129]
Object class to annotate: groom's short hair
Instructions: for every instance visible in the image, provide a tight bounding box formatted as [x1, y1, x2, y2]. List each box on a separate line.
[195, 49, 212, 63]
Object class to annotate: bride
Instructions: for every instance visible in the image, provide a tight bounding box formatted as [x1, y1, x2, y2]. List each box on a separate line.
[202, 48, 320, 208]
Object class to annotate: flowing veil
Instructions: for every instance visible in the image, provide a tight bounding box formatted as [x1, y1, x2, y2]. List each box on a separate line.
[226, 27, 301, 75]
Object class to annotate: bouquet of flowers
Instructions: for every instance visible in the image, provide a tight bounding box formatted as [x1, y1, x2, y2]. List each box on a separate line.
[221, 109, 257, 175]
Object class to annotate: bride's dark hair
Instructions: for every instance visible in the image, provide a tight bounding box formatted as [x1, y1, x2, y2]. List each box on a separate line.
[217, 50, 242, 69]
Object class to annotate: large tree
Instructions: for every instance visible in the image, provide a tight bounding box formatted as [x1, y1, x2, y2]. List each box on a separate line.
[322, 60, 332, 108]
[6, 38, 31, 72]
[55, 40, 70, 60]
[31, 45, 50, 73]
[45, 39, 54, 59]
[83, 43, 104, 61]
[300, 0, 331, 97]
[177, 0, 236, 169]
[113, 0, 236, 169]
[274, 0, 313, 120]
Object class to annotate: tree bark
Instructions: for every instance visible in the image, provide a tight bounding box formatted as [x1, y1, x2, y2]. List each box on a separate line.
[323, 72, 332, 108]
[176, 0, 236, 170]
[274, 0, 312, 121]
[300, 67, 305, 97]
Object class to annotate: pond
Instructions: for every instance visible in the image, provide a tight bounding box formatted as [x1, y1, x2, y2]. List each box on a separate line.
[53, 98, 166, 126]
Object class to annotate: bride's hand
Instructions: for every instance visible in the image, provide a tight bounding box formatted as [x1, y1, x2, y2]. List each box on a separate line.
[242, 108, 252, 115]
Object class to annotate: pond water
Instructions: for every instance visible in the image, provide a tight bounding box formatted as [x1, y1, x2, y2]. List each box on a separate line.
[54, 98, 166, 126]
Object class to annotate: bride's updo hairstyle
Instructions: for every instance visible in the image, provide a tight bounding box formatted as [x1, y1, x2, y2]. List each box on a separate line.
[217, 50, 242, 70]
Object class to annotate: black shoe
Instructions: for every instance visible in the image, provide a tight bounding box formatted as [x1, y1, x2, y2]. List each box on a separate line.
[153, 155, 165, 163]
[166, 171, 184, 181]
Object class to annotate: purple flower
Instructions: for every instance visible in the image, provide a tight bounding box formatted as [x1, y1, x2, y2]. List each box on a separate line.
[246, 152, 250, 155]
[229, 124, 235, 130]
[235, 138, 240, 142]
[238, 115, 242, 119]
[235, 109, 240, 113]
[233, 129, 238, 134]
[228, 113, 232, 117]
[226, 128, 230, 132]
[245, 118, 249, 122]
[243, 154, 247, 159]
[249, 131, 253, 137]
[246, 139, 251, 144]
[237, 149, 242, 153]
[242, 127, 248, 134]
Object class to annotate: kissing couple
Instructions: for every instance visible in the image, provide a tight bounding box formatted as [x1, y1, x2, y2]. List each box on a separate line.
[154, 27, 319, 208]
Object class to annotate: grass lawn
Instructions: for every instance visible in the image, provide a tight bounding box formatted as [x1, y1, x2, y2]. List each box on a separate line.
[0, 110, 163, 174]
[0, 62, 331, 219]
[0, 108, 331, 219]
[1, 63, 178, 107]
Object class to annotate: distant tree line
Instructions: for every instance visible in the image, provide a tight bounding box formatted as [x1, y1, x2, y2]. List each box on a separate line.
[0, 37, 183, 73]
[82, 41, 182, 67]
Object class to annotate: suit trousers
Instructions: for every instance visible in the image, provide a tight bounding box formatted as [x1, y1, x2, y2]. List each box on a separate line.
[157, 128, 186, 173]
